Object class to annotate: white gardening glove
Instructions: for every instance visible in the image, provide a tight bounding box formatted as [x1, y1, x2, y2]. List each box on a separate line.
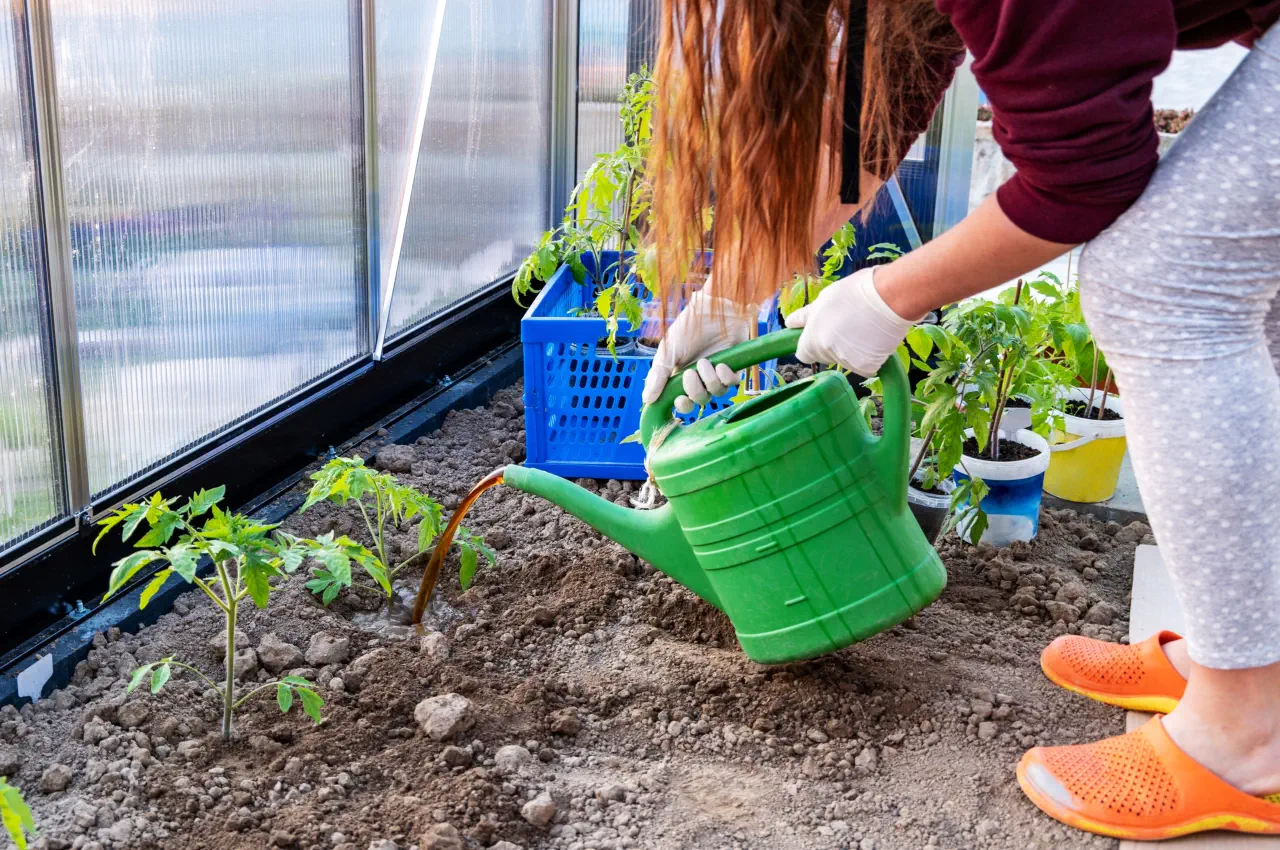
[641, 288, 756, 415]
[785, 266, 915, 378]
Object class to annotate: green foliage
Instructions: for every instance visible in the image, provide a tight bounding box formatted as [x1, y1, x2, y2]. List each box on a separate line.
[779, 225, 886, 317]
[98, 487, 322, 740]
[0, 778, 35, 850]
[300, 456, 492, 602]
[514, 69, 657, 352]
[889, 273, 1083, 544]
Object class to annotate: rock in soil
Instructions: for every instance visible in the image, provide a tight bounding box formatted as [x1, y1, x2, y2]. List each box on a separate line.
[414, 693, 475, 741]
[3, 382, 1137, 850]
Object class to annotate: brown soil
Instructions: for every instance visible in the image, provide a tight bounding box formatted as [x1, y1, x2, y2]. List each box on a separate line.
[4, 380, 1155, 850]
[1063, 401, 1122, 422]
[962, 437, 1042, 463]
[1153, 108, 1195, 134]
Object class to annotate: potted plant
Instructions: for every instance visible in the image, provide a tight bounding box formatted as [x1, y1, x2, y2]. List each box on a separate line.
[903, 280, 1075, 545]
[1021, 272, 1129, 503]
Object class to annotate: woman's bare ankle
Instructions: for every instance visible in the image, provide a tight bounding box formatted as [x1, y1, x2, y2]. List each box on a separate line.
[1161, 659, 1280, 797]
[1160, 638, 1192, 680]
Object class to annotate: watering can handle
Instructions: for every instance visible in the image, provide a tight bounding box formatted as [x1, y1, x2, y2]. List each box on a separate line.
[639, 329, 802, 449]
[638, 329, 914, 506]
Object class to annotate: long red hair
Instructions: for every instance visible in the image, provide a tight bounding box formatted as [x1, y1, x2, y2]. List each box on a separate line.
[648, 0, 960, 311]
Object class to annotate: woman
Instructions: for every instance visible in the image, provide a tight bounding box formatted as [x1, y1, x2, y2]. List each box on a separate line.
[641, 0, 1280, 840]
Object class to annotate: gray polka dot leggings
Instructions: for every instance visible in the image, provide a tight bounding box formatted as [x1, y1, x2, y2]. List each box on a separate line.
[1080, 25, 1280, 670]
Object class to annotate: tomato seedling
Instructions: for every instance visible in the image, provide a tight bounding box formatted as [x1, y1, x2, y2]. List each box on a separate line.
[97, 487, 324, 740]
[300, 456, 494, 605]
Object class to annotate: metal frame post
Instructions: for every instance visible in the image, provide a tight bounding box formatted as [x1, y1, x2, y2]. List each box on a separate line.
[930, 54, 979, 239]
[358, 0, 381, 356]
[24, 0, 91, 517]
[548, 0, 579, 226]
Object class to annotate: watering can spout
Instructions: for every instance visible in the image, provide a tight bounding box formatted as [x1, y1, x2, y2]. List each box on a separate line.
[501, 465, 723, 611]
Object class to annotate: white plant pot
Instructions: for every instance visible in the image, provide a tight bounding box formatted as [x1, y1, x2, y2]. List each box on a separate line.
[955, 428, 1051, 547]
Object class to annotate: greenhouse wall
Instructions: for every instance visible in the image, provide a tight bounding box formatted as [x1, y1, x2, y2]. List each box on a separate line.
[0, 0, 555, 563]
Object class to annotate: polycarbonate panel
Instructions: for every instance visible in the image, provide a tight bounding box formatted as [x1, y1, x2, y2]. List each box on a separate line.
[576, 0, 658, 180]
[50, 0, 366, 497]
[382, 0, 551, 338]
[0, 8, 64, 551]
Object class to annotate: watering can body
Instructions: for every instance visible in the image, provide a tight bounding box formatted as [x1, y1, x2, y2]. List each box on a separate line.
[505, 329, 946, 664]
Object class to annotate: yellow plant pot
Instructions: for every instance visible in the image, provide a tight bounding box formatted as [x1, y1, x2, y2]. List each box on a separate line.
[1044, 389, 1126, 503]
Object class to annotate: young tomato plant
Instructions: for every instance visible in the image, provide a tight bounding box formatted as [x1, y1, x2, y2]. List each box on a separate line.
[299, 456, 494, 604]
[96, 487, 324, 741]
[0, 778, 35, 850]
[514, 69, 657, 353]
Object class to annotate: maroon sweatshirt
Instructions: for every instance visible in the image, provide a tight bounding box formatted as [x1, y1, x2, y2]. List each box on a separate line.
[934, 0, 1279, 244]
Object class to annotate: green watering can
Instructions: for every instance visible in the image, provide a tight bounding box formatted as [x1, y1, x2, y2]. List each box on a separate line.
[503, 329, 946, 664]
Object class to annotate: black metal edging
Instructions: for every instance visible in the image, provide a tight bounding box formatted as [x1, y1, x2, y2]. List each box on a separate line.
[0, 280, 523, 663]
[0, 335, 524, 707]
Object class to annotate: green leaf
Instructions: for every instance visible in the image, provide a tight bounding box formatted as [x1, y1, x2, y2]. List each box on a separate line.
[165, 543, 200, 582]
[966, 508, 990, 545]
[244, 564, 272, 609]
[0, 778, 36, 850]
[297, 687, 325, 724]
[183, 485, 226, 518]
[207, 539, 241, 561]
[919, 324, 953, 357]
[127, 664, 153, 694]
[905, 326, 934, 361]
[281, 675, 312, 686]
[135, 508, 184, 547]
[151, 662, 171, 694]
[139, 569, 173, 610]
[321, 582, 341, 606]
[241, 549, 280, 609]
[459, 546, 479, 590]
[277, 682, 293, 714]
[104, 551, 161, 602]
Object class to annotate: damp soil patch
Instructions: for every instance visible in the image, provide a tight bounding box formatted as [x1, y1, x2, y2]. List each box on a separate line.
[962, 437, 1042, 463]
[1063, 401, 1122, 422]
[5, 380, 1150, 850]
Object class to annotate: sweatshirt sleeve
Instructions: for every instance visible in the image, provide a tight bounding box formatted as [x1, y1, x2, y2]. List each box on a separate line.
[937, 0, 1178, 244]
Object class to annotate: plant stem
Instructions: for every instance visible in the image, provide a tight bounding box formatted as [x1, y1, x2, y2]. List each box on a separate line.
[166, 661, 223, 694]
[616, 168, 637, 280]
[989, 281, 1024, 460]
[218, 560, 237, 741]
[233, 681, 286, 710]
[908, 425, 937, 483]
[1087, 345, 1100, 414]
[1097, 368, 1114, 420]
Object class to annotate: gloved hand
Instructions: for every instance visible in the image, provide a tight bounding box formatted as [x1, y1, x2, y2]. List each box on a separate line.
[784, 266, 916, 378]
[640, 287, 757, 414]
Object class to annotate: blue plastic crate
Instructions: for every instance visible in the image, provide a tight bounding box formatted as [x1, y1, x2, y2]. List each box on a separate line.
[521, 252, 779, 480]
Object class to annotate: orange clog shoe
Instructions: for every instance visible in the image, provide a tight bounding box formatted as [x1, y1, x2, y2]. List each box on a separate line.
[1018, 717, 1280, 840]
[1041, 630, 1186, 714]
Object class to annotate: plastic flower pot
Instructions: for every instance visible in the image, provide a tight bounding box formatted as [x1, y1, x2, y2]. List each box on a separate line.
[999, 396, 1033, 434]
[908, 473, 954, 544]
[954, 428, 1051, 546]
[960, 383, 1031, 433]
[1043, 387, 1126, 503]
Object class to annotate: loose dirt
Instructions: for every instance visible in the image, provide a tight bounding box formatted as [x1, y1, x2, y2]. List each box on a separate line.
[3, 379, 1154, 850]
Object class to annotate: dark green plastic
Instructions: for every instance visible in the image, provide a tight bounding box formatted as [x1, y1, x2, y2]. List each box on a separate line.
[504, 328, 946, 664]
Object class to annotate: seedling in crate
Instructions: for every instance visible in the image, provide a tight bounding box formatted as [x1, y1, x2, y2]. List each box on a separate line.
[96, 487, 323, 740]
[513, 69, 656, 352]
[299, 456, 495, 606]
[0, 778, 35, 850]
